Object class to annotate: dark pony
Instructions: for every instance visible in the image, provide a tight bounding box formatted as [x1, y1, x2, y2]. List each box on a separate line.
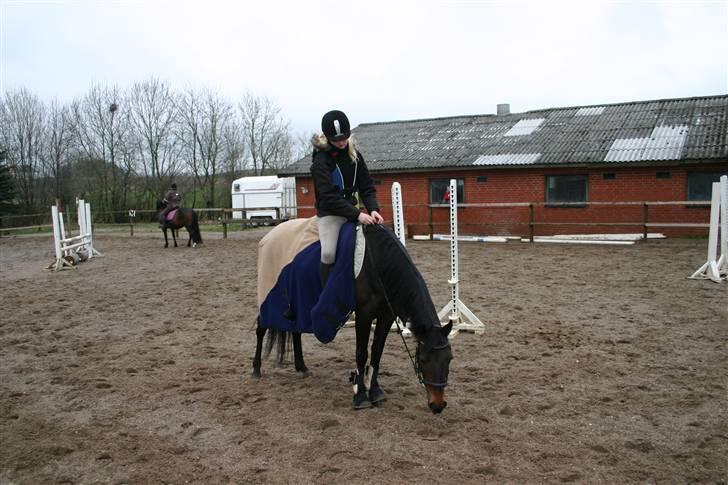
[252, 224, 453, 414]
[156, 200, 203, 248]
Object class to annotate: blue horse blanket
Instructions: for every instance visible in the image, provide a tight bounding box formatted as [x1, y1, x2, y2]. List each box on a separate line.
[257, 219, 356, 344]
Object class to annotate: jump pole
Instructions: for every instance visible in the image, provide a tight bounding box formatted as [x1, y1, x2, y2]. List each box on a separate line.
[437, 179, 485, 336]
[391, 182, 406, 246]
[390, 182, 412, 337]
[690, 176, 727, 283]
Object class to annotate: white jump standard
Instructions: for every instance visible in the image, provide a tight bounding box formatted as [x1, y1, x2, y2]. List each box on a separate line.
[390, 182, 412, 337]
[49, 199, 103, 271]
[690, 175, 727, 283]
[437, 179, 485, 336]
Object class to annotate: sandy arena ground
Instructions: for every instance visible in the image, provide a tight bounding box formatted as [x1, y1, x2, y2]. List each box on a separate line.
[1, 228, 726, 484]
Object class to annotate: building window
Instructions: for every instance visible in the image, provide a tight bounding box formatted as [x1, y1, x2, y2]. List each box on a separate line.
[603, 173, 616, 180]
[546, 175, 587, 206]
[372, 179, 382, 185]
[687, 171, 728, 201]
[233, 184, 240, 192]
[656, 171, 671, 179]
[430, 178, 464, 204]
[477, 176, 488, 183]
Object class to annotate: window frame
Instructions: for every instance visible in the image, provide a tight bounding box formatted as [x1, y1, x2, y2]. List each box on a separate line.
[686, 171, 728, 202]
[430, 178, 465, 204]
[545, 174, 588, 207]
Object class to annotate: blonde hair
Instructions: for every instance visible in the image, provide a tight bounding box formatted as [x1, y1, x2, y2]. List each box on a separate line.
[312, 133, 359, 162]
[347, 136, 359, 162]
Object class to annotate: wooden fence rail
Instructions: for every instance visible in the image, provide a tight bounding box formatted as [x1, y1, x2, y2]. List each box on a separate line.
[1, 201, 710, 240]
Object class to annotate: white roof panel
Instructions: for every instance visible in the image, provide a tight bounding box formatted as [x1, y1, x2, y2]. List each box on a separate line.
[575, 106, 605, 116]
[604, 125, 689, 162]
[472, 153, 542, 166]
[504, 118, 545, 136]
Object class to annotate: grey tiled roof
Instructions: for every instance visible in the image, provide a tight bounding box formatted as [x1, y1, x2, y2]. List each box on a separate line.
[281, 94, 728, 175]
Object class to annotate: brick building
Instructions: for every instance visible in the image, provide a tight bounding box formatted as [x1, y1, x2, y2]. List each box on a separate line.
[281, 95, 728, 237]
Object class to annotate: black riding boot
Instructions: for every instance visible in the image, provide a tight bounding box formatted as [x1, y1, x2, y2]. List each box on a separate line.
[320, 262, 334, 288]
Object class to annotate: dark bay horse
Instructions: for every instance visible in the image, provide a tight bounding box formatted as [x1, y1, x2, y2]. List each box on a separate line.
[252, 223, 453, 414]
[156, 200, 203, 248]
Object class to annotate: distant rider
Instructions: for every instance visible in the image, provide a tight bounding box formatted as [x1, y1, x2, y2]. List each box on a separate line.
[160, 183, 182, 224]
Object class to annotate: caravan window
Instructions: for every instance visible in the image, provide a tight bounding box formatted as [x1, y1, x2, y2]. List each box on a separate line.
[233, 184, 240, 192]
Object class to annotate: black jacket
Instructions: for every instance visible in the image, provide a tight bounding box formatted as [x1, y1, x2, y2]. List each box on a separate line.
[310, 139, 379, 221]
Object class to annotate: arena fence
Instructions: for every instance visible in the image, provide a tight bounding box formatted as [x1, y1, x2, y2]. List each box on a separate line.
[0, 200, 712, 239]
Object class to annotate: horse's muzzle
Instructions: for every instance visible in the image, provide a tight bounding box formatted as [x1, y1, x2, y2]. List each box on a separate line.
[429, 400, 447, 414]
[427, 386, 447, 414]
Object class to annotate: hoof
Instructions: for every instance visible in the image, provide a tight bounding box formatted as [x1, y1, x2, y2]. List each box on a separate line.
[297, 369, 312, 378]
[368, 386, 385, 404]
[353, 394, 371, 410]
[251, 369, 261, 379]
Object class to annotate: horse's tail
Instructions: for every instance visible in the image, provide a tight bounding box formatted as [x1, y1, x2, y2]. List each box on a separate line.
[264, 329, 292, 362]
[191, 211, 203, 244]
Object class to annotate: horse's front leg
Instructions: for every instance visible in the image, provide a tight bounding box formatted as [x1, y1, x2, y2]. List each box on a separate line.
[352, 311, 373, 409]
[292, 333, 310, 377]
[162, 227, 169, 248]
[368, 310, 395, 406]
[251, 317, 267, 378]
[172, 227, 178, 247]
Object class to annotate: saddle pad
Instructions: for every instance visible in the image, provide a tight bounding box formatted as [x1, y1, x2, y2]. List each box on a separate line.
[257, 218, 357, 343]
[165, 209, 179, 221]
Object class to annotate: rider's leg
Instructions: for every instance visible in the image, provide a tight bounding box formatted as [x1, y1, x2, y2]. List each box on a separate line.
[317, 215, 346, 287]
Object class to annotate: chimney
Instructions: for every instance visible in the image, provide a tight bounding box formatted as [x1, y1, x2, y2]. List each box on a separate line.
[497, 103, 510, 115]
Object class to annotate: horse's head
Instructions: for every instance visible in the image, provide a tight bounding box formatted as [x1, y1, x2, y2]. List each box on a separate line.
[415, 321, 453, 414]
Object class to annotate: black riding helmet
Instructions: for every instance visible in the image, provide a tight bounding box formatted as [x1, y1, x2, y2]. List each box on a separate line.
[321, 110, 351, 142]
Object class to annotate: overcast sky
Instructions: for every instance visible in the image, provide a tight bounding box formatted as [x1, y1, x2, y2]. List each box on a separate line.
[1, 0, 726, 135]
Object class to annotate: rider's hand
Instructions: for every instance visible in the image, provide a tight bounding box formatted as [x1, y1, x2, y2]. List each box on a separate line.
[357, 212, 374, 225]
[370, 211, 384, 224]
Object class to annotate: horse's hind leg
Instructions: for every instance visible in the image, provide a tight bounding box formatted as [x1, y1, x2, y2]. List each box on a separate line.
[292, 333, 310, 377]
[252, 317, 267, 378]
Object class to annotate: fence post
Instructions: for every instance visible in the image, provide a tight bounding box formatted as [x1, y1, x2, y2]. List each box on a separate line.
[642, 203, 649, 241]
[428, 205, 433, 239]
[529, 203, 535, 242]
[128, 210, 136, 237]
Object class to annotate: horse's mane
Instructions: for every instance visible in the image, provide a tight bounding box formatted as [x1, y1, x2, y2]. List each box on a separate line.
[363, 224, 440, 334]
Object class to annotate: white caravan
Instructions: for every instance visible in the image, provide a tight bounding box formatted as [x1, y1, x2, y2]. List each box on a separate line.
[231, 176, 297, 221]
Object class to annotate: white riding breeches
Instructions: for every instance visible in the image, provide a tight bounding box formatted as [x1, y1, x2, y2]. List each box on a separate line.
[317, 215, 347, 264]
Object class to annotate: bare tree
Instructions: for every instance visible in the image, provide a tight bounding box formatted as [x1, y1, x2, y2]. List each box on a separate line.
[0, 88, 46, 211]
[292, 130, 315, 163]
[70, 84, 129, 214]
[178, 88, 234, 207]
[44, 99, 73, 202]
[128, 77, 180, 201]
[221, 117, 245, 205]
[239, 94, 292, 175]
[176, 88, 203, 206]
